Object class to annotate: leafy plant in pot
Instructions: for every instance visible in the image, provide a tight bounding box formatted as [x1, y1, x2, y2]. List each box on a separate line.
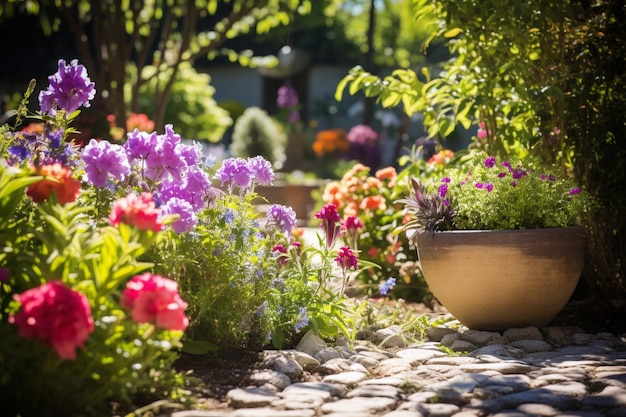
[399, 151, 592, 330]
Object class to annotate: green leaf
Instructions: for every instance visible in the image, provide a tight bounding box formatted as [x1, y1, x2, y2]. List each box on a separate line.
[181, 339, 219, 355]
[444, 28, 462, 38]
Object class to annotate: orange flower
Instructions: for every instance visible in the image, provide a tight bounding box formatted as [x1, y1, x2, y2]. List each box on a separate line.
[26, 163, 81, 204]
[360, 195, 386, 211]
[312, 129, 349, 156]
[428, 149, 455, 165]
[375, 167, 397, 181]
[343, 202, 360, 217]
[363, 177, 382, 191]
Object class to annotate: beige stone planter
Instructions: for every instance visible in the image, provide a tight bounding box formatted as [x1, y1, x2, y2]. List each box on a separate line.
[416, 227, 586, 330]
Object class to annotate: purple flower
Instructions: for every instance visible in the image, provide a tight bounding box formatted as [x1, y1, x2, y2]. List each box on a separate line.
[145, 125, 185, 181]
[266, 204, 297, 235]
[124, 129, 158, 161]
[176, 141, 200, 166]
[485, 183, 494, 192]
[511, 169, 526, 180]
[48, 131, 63, 148]
[39, 59, 96, 116]
[248, 156, 274, 185]
[475, 182, 484, 189]
[569, 187, 581, 195]
[183, 166, 213, 210]
[161, 198, 197, 233]
[277, 85, 299, 109]
[294, 307, 309, 333]
[335, 246, 358, 271]
[82, 138, 130, 187]
[439, 184, 448, 198]
[215, 157, 253, 190]
[379, 277, 396, 296]
[485, 156, 496, 168]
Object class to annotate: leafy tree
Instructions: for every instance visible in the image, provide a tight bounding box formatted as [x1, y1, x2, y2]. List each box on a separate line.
[0, 0, 311, 138]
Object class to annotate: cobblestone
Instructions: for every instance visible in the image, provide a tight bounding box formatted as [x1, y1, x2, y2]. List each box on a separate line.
[169, 324, 626, 417]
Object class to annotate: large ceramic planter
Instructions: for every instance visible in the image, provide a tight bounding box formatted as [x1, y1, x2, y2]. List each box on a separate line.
[416, 227, 586, 330]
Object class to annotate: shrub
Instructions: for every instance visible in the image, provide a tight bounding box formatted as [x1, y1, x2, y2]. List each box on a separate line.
[229, 106, 286, 168]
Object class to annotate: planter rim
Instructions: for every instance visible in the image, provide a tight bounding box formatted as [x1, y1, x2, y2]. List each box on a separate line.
[421, 225, 585, 235]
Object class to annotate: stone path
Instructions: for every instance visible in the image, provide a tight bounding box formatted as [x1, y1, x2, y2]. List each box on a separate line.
[169, 323, 626, 417]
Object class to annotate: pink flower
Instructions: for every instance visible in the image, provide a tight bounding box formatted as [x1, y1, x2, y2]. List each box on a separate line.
[335, 246, 358, 271]
[109, 192, 162, 232]
[121, 273, 189, 331]
[9, 281, 94, 360]
[315, 203, 342, 248]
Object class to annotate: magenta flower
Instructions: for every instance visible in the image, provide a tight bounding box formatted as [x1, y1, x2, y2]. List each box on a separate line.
[9, 281, 94, 360]
[272, 243, 289, 266]
[315, 203, 341, 247]
[82, 138, 130, 187]
[266, 204, 297, 236]
[439, 184, 448, 198]
[121, 273, 189, 331]
[39, 59, 96, 116]
[569, 187, 581, 195]
[485, 156, 496, 168]
[335, 246, 358, 271]
[344, 216, 363, 231]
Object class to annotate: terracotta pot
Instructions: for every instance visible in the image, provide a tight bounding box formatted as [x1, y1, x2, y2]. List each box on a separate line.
[416, 227, 586, 330]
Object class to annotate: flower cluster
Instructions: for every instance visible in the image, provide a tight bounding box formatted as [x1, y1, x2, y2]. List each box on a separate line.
[9, 281, 94, 360]
[38, 59, 96, 117]
[320, 163, 422, 299]
[81, 124, 216, 233]
[276, 84, 300, 124]
[312, 128, 350, 157]
[121, 273, 189, 331]
[401, 151, 590, 234]
[346, 124, 381, 170]
[215, 155, 274, 193]
[26, 162, 81, 204]
[107, 112, 156, 141]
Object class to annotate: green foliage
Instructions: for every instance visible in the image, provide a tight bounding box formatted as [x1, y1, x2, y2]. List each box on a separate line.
[148, 192, 280, 351]
[230, 107, 286, 167]
[2, 0, 312, 132]
[134, 63, 232, 142]
[402, 150, 591, 234]
[336, 0, 626, 305]
[0, 168, 187, 417]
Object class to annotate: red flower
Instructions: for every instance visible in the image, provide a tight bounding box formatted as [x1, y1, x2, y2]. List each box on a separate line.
[109, 192, 162, 232]
[121, 273, 188, 331]
[26, 163, 81, 204]
[9, 281, 94, 360]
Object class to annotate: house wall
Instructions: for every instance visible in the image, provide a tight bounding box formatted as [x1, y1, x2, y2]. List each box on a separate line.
[204, 64, 358, 131]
